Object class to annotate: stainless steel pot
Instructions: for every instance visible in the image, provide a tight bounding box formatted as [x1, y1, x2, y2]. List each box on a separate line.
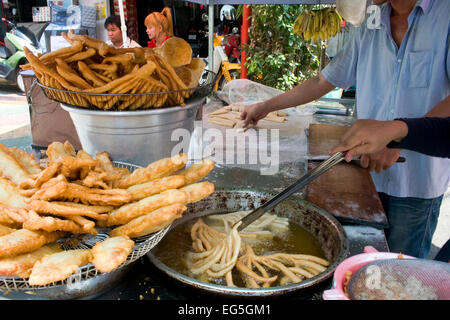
[61, 97, 205, 166]
[147, 189, 349, 297]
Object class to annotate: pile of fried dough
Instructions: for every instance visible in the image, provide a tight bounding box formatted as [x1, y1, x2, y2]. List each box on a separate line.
[0, 141, 215, 286]
[208, 103, 288, 131]
[22, 30, 206, 110]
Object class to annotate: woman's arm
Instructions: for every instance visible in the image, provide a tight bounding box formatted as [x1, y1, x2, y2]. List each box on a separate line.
[387, 117, 450, 158]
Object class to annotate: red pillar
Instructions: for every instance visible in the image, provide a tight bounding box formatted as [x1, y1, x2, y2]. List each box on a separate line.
[240, 5, 251, 79]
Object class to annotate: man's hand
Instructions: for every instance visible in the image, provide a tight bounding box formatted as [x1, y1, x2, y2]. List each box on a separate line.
[360, 148, 402, 173]
[240, 102, 271, 127]
[240, 74, 337, 128]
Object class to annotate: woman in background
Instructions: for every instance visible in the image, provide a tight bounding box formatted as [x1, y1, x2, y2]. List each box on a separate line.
[144, 7, 173, 48]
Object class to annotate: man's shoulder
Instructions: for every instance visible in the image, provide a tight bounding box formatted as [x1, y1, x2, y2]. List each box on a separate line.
[431, 0, 450, 10]
[423, 0, 450, 22]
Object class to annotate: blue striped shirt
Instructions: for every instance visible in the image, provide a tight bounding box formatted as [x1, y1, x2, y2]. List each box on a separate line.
[321, 0, 449, 198]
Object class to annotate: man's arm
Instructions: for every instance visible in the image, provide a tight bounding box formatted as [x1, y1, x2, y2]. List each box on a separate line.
[258, 74, 336, 111]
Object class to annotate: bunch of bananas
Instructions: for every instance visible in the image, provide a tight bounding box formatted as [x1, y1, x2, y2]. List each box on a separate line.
[293, 8, 342, 42]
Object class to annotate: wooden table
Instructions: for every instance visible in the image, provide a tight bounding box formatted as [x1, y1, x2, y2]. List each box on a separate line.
[306, 123, 388, 228]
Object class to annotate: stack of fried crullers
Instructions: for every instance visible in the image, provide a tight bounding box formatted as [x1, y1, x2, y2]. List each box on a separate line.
[0, 141, 215, 286]
[22, 30, 206, 110]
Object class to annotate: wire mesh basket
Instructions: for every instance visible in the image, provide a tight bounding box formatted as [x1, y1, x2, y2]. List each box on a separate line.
[0, 161, 171, 292]
[36, 70, 217, 111]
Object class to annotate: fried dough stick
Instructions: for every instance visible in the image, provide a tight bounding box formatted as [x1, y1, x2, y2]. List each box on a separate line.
[8, 147, 42, 175]
[116, 153, 188, 188]
[0, 224, 16, 236]
[27, 200, 109, 221]
[63, 183, 132, 206]
[186, 220, 242, 287]
[29, 176, 130, 206]
[0, 229, 64, 259]
[32, 181, 132, 206]
[65, 215, 96, 233]
[22, 156, 97, 189]
[236, 244, 278, 288]
[119, 79, 168, 110]
[52, 201, 113, 214]
[127, 175, 186, 201]
[24, 47, 82, 92]
[30, 175, 68, 201]
[95, 152, 130, 183]
[177, 160, 215, 185]
[20, 162, 61, 189]
[75, 155, 125, 188]
[46, 141, 76, 165]
[0, 143, 31, 187]
[91, 236, 134, 273]
[21, 209, 95, 234]
[110, 203, 187, 238]
[102, 189, 188, 227]
[111, 47, 146, 65]
[152, 54, 189, 95]
[236, 249, 329, 287]
[147, 54, 189, 106]
[78, 170, 109, 189]
[0, 205, 27, 227]
[65, 48, 96, 63]
[91, 69, 111, 83]
[77, 60, 107, 87]
[88, 62, 118, 74]
[0, 243, 62, 278]
[102, 53, 133, 66]
[55, 58, 93, 90]
[77, 149, 94, 180]
[28, 249, 93, 286]
[38, 40, 83, 63]
[64, 30, 112, 56]
[59, 157, 98, 180]
[179, 182, 215, 204]
[0, 177, 28, 208]
[83, 61, 157, 94]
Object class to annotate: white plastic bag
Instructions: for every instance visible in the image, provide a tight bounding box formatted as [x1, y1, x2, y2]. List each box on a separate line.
[336, 0, 370, 27]
[215, 79, 284, 105]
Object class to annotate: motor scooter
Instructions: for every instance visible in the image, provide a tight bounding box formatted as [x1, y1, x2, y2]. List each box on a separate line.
[196, 5, 241, 90]
[0, 18, 42, 91]
[212, 28, 241, 91]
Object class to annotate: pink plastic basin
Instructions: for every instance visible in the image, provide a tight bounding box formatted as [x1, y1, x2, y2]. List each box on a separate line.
[322, 246, 416, 300]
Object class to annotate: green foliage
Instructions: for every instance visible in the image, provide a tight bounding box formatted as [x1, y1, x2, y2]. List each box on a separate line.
[244, 5, 321, 91]
[236, 5, 243, 19]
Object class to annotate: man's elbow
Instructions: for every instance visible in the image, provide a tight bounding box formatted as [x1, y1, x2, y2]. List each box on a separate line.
[318, 73, 339, 92]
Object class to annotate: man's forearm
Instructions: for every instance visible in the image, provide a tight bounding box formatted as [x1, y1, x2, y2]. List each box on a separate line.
[424, 95, 450, 117]
[259, 74, 336, 112]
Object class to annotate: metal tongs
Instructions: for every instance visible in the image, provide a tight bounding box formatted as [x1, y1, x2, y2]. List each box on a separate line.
[234, 152, 345, 232]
